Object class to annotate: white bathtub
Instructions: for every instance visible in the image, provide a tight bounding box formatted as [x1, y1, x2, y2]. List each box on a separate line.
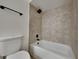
[30, 40, 75, 59]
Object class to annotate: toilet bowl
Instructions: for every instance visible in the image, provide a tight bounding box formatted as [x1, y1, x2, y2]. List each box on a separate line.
[6, 51, 31, 59]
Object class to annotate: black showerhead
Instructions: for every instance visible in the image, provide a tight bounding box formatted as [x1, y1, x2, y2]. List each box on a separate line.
[37, 9, 42, 14]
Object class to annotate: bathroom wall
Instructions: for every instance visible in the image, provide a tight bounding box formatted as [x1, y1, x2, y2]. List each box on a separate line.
[41, 1, 77, 58]
[72, 0, 78, 58]
[29, 5, 42, 44]
[0, 0, 29, 50]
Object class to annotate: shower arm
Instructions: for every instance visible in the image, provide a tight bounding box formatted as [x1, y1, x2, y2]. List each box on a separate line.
[0, 5, 23, 16]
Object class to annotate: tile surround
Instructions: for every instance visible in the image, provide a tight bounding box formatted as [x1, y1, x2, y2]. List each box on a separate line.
[29, 5, 42, 44]
[42, 3, 77, 59]
[29, 2, 77, 59]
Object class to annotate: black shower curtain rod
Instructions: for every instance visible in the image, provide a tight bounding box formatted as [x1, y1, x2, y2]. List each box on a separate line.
[0, 5, 23, 16]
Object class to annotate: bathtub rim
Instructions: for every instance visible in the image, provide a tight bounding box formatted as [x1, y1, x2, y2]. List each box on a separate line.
[30, 40, 76, 59]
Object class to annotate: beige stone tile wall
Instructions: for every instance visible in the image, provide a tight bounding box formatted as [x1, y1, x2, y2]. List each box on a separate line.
[29, 1, 77, 59]
[29, 5, 42, 44]
[41, 2, 77, 59]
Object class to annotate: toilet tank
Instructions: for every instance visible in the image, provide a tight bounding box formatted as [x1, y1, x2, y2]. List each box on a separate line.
[0, 35, 24, 56]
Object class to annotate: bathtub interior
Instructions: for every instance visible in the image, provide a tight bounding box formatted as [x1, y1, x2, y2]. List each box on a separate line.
[31, 40, 75, 59]
[31, 46, 71, 59]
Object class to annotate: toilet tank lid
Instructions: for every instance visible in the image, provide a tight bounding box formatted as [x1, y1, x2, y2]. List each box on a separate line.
[0, 35, 24, 42]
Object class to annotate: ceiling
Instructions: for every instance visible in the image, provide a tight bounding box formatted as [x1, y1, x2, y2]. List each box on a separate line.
[31, 0, 72, 11]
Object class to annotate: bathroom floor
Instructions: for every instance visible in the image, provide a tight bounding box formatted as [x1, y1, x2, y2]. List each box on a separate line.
[32, 57, 36, 59]
[32, 58, 36, 59]
[31, 55, 36, 59]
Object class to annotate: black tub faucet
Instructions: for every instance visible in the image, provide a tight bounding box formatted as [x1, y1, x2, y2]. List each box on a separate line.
[36, 34, 40, 44]
[36, 34, 39, 38]
[37, 39, 40, 44]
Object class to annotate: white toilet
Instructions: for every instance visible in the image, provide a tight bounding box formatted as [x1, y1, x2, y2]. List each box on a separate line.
[0, 35, 31, 59]
[6, 51, 31, 59]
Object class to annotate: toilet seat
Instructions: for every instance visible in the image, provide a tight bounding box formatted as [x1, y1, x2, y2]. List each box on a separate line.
[6, 51, 31, 59]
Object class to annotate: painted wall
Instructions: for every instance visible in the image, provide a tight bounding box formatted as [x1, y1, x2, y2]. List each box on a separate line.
[41, 1, 77, 58]
[29, 5, 42, 44]
[0, 0, 29, 50]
